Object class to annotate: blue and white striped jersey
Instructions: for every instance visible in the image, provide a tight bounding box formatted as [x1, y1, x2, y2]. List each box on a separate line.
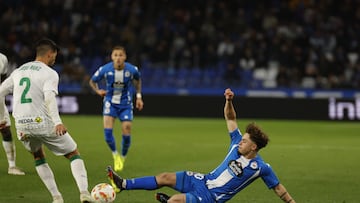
[91, 62, 140, 107]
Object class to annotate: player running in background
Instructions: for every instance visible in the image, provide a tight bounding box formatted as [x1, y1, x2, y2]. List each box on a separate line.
[89, 46, 144, 174]
[0, 52, 25, 175]
[0, 39, 94, 203]
[107, 88, 296, 203]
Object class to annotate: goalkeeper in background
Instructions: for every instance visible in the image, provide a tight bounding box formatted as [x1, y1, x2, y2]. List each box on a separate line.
[89, 46, 144, 173]
[0, 52, 25, 175]
[108, 88, 295, 203]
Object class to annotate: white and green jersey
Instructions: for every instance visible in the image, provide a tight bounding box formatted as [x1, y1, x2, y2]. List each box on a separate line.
[1, 61, 59, 132]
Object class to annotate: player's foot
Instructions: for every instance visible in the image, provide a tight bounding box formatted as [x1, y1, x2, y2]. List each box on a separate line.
[155, 192, 170, 203]
[80, 191, 95, 203]
[52, 195, 64, 203]
[113, 153, 125, 172]
[107, 166, 123, 193]
[8, 166, 25, 175]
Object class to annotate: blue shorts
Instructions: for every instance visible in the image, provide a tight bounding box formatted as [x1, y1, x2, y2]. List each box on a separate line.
[174, 171, 215, 203]
[103, 100, 133, 121]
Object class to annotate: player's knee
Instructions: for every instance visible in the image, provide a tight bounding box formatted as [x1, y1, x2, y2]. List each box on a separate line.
[65, 149, 81, 160]
[156, 172, 176, 186]
[33, 149, 45, 160]
[0, 127, 12, 141]
[122, 122, 132, 133]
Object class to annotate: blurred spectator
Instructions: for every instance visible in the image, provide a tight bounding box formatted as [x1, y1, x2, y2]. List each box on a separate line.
[223, 63, 241, 86]
[0, 0, 359, 93]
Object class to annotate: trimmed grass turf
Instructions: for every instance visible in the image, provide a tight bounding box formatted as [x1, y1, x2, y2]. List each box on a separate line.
[0, 116, 359, 202]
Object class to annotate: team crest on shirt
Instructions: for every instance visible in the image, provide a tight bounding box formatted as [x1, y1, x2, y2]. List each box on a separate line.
[125, 71, 130, 77]
[250, 161, 258, 169]
[228, 160, 243, 177]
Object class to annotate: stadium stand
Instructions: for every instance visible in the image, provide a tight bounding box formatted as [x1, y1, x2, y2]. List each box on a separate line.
[0, 0, 359, 94]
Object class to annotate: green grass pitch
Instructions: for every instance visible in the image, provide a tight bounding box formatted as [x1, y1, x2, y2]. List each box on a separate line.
[0, 116, 359, 203]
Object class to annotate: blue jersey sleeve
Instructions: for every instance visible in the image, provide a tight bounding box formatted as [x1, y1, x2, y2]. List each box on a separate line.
[261, 163, 280, 189]
[91, 66, 105, 82]
[133, 66, 140, 80]
[229, 128, 242, 145]
[123, 62, 140, 81]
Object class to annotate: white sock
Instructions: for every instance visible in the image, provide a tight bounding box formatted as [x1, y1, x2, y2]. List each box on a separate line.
[35, 163, 61, 197]
[70, 159, 89, 193]
[2, 141, 15, 168]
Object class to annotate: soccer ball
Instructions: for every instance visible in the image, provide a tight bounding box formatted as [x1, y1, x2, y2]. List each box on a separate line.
[91, 183, 116, 203]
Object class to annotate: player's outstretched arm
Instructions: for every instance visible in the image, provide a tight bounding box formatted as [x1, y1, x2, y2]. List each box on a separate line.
[224, 88, 238, 132]
[273, 183, 296, 203]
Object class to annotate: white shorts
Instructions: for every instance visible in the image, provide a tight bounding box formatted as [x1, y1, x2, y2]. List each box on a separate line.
[17, 129, 77, 156]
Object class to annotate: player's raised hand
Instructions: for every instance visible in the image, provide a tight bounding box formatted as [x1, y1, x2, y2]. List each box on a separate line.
[136, 99, 144, 111]
[224, 88, 234, 100]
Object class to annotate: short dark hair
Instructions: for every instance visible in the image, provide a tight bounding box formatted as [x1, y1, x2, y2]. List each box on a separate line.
[246, 122, 269, 151]
[35, 38, 60, 55]
[112, 45, 126, 52]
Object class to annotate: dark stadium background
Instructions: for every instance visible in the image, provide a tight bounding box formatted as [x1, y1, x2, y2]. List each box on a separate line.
[1, 0, 359, 120]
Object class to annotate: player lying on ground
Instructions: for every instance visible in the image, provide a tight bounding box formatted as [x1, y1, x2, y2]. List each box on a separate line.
[107, 88, 296, 203]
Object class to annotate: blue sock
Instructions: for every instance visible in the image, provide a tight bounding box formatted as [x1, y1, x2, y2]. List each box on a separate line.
[125, 176, 158, 190]
[121, 135, 131, 156]
[104, 128, 116, 152]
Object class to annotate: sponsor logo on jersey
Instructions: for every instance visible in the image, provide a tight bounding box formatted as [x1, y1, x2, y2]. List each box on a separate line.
[35, 117, 42, 123]
[18, 117, 44, 124]
[228, 160, 243, 177]
[112, 81, 124, 88]
[18, 118, 34, 124]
